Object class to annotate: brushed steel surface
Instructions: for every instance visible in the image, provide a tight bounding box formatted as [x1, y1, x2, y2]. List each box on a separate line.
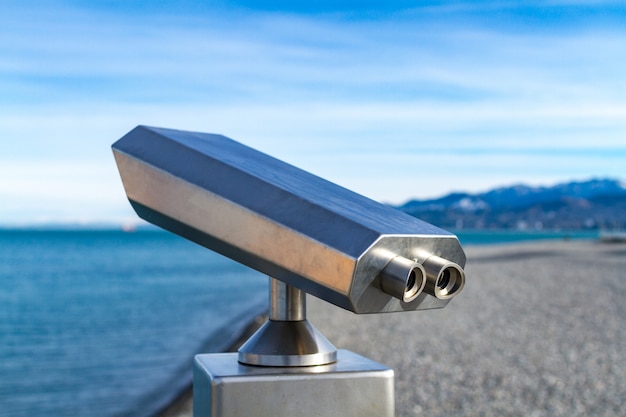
[269, 278, 306, 321]
[237, 319, 337, 366]
[238, 278, 337, 367]
[194, 350, 394, 417]
[379, 256, 426, 303]
[421, 253, 466, 299]
[112, 125, 466, 313]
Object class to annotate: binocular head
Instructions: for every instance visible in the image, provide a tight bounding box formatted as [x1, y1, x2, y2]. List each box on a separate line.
[112, 126, 465, 314]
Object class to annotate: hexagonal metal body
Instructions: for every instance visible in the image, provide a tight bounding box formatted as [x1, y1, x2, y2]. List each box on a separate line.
[112, 126, 465, 313]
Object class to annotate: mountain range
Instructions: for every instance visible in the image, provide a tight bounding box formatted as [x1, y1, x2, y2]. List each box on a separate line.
[397, 178, 626, 230]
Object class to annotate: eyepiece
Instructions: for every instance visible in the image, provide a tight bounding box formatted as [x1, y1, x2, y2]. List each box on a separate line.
[437, 269, 451, 290]
[422, 254, 465, 300]
[380, 256, 426, 303]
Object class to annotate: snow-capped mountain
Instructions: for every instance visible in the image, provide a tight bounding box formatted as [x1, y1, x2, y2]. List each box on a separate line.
[397, 178, 626, 230]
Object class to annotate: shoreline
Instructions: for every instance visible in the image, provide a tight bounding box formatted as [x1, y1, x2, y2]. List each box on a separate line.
[156, 313, 268, 417]
[156, 239, 626, 416]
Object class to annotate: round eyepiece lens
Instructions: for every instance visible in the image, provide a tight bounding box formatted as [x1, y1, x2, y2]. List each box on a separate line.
[406, 271, 416, 292]
[437, 269, 451, 290]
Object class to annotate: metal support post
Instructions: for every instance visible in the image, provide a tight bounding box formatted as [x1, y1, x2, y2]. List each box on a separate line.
[193, 278, 395, 417]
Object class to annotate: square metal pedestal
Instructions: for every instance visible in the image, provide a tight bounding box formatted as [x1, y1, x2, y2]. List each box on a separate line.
[193, 349, 394, 417]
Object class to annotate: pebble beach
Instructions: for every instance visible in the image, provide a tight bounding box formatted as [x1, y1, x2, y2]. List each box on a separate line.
[162, 239, 626, 416]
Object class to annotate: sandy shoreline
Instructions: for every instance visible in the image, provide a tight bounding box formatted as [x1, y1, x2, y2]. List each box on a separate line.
[160, 240, 626, 416]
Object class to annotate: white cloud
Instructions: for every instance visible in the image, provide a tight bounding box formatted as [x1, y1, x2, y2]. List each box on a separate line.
[1, 1, 625, 222]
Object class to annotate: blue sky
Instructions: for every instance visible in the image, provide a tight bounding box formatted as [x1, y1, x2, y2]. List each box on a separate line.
[1, 0, 625, 224]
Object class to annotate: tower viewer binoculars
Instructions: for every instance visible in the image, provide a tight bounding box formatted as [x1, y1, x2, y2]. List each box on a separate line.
[112, 126, 465, 314]
[113, 125, 467, 417]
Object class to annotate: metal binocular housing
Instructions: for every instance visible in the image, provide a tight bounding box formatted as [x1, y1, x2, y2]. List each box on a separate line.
[112, 126, 466, 314]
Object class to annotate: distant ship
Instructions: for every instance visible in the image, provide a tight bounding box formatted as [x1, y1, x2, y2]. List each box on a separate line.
[121, 223, 137, 232]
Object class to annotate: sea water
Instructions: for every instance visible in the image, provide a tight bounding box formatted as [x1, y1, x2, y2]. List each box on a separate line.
[0, 229, 267, 417]
[0, 228, 597, 417]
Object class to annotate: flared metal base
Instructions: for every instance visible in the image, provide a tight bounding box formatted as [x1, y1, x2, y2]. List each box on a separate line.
[237, 319, 337, 367]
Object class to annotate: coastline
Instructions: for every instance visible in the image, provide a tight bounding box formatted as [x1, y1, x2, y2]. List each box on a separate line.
[158, 239, 626, 416]
[157, 314, 268, 417]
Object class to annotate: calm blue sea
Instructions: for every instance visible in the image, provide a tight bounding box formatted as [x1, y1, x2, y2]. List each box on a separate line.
[0, 229, 267, 417]
[0, 228, 597, 417]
